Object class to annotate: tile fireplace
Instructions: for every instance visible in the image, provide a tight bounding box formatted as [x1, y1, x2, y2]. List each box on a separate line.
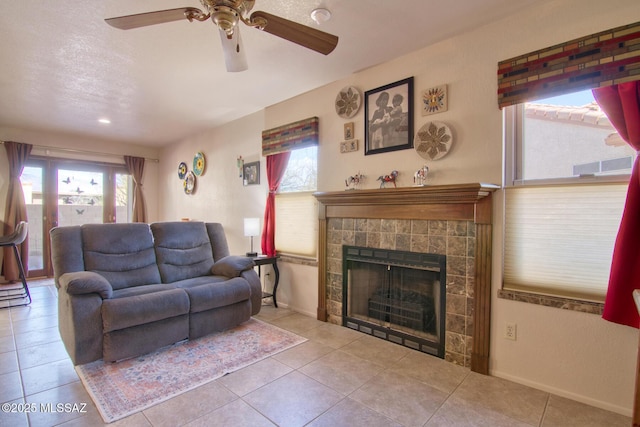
[314, 183, 498, 372]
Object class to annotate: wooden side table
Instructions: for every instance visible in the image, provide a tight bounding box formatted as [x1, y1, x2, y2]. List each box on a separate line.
[251, 255, 280, 308]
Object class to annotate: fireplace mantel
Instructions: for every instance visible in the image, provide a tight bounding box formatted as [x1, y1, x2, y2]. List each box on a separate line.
[313, 183, 499, 374]
[314, 183, 498, 205]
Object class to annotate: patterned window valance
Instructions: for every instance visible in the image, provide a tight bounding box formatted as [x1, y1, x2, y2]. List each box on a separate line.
[497, 21, 640, 108]
[261, 116, 319, 156]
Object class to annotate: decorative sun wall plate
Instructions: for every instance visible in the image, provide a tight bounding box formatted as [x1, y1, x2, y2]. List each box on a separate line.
[335, 86, 362, 118]
[414, 121, 453, 161]
[184, 171, 196, 194]
[421, 84, 448, 116]
[193, 152, 205, 176]
[178, 162, 187, 179]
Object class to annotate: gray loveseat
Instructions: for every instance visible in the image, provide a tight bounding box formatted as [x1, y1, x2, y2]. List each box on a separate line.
[50, 221, 261, 365]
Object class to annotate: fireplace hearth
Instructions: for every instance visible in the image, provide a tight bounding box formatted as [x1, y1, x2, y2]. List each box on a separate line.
[343, 246, 446, 357]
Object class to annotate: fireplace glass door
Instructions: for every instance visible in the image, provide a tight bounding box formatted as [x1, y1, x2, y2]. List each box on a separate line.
[343, 246, 446, 357]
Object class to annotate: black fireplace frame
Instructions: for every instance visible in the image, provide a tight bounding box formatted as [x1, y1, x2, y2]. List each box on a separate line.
[342, 245, 446, 358]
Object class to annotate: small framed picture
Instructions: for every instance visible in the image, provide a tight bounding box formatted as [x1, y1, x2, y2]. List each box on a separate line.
[340, 139, 359, 153]
[243, 161, 260, 186]
[344, 122, 355, 140]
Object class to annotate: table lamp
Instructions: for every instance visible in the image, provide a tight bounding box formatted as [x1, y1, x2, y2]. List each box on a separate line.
[243, 217, 260, 257]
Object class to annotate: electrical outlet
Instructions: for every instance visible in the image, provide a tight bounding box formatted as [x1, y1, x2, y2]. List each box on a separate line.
[504, 322, 517, 341]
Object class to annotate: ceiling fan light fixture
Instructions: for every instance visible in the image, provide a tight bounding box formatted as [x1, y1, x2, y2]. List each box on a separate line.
[211, 6, 240, 35]
[310, 8, 331, 25]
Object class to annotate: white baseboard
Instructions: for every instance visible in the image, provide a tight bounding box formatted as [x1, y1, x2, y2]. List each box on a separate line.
[490, 369, 632, 417]
[281, 303, 316, 319]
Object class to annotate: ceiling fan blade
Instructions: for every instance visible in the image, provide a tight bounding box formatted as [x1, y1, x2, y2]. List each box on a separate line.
[249, 11, 338, 55]
[219, 28, 248, 72]
[105, 7, 204, 30]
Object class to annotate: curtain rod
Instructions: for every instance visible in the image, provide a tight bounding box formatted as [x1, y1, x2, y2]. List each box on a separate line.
[0, 141, 159, 163]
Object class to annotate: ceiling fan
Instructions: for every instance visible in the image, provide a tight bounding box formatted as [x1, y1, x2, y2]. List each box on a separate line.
[105, 0, 339, 72]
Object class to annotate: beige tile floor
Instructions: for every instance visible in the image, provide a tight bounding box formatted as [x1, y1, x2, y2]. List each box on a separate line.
[0, 279, 631, 426]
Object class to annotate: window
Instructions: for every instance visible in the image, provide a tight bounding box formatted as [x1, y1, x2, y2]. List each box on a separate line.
[504, 89, 636, 301]
[115, 173, 134, 223]
[275, 146, 318, 258]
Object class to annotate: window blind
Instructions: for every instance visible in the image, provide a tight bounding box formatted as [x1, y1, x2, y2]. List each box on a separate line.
[503, 183, 628, 301]
[275, 192, 318, 257]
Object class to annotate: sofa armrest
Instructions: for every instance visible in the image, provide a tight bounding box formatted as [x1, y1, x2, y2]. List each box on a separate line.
[59, 271, 113, 299]
[211, 255, 255, 278]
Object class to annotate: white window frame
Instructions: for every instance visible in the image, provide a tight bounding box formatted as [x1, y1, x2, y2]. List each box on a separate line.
[503, 103, 632, 303]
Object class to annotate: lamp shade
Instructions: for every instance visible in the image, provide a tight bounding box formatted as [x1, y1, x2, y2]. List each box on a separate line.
[243, 218, 260, 237]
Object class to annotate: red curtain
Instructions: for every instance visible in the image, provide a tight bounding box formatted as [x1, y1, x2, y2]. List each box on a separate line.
[2, 141, 32, 281]
[261, 152, 291, 256]
[593, 82, 640, 328]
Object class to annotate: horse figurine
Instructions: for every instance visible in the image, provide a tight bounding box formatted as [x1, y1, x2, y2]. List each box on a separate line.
[413, 165, 429, 186]
[345, 172, 365, 190]
[377, 170, 399, 188]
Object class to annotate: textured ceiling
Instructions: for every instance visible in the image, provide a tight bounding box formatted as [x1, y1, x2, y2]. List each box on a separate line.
[0, 0, 545, 147]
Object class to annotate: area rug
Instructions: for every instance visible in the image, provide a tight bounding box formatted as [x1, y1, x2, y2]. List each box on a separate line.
[76, 318, 306, 423]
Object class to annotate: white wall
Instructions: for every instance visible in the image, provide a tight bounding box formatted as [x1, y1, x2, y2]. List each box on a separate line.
[156, 0, 640, 415]
[157, 110, 267, 256]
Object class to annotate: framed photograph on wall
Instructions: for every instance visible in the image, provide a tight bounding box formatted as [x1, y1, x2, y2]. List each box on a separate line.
[243, 161, 260, 186]
[364, 77, 414, 155]
[344, 122, 355, 140]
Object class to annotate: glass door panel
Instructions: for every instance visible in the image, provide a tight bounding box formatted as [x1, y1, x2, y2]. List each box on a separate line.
[115, 173, 132, 223]
[56, 169, 105, 227]
[20, 165, 46, 277]
[18, 158, 131, 278]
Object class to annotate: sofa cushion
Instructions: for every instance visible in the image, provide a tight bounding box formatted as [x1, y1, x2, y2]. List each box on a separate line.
[151, 222, 215, 283]
[211, 255, 255, 277]
[82, 223, 161, 290]
[102, 288, 190, 332]
[184, 277, 250, 313]
[170, 275, 230, 289]
[111, 283, 178, 299]
[205, 223, 231, 261]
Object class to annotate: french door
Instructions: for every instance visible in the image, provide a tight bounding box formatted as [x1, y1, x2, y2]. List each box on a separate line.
[20, 158, 132, 277]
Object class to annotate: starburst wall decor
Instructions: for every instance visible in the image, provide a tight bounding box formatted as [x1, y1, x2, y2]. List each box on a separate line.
[414, 121, 453, 161]
[421, 84, 448, 116]
[335, 86, 362, 119]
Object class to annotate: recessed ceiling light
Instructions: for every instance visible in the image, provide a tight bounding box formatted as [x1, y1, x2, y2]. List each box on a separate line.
[98, 118, 111, 124]
[310, 8, 331, 25]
